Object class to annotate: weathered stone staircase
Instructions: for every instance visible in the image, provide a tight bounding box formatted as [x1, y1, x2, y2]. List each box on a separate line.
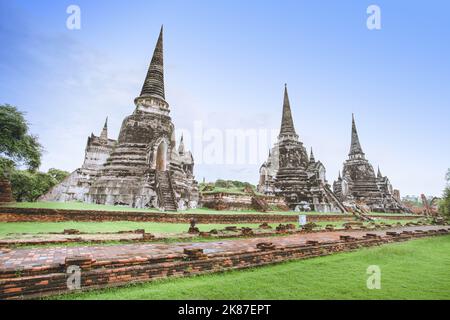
[322, 183, 347, 213]
[252, 197, 270, 212]
[156, 171, 177, 211]
[353, 210, 374, 222]
[246, 186, 270, 212]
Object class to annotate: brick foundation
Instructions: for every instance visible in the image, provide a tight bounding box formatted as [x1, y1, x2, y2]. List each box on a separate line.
[0, 207, 355, 223]
[201, 193, 288, 211]
[0, 207, 421, 224]
[0, 227, 447, 299]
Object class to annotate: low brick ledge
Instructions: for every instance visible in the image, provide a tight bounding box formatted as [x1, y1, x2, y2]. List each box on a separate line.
[0, 227, 448, 299]
[0, 207, 422, 224]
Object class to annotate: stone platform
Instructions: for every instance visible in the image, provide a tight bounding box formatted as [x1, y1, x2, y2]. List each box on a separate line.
[0, 225, 448, 299]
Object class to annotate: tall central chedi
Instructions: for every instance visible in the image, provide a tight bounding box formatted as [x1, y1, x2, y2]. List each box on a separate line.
[42, 27, 198, 210]
[257, 85, 346, 213]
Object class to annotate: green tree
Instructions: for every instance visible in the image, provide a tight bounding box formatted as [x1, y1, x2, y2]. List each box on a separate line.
[0, 104, 42, 175]
[439, 169, 450, 218]
[0, 104, 49, 202]
[10, 168, 68, 202]
[47, 168, 70, 183]
[10, 170, 34, 202]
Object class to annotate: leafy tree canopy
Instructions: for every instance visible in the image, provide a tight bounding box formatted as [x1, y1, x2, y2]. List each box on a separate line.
[10, 168, 70, 202]
[0, 104, 42, 175]
[0, 104, 68, 202]
[439, 168, 450, 218]
[200, 179, 255, 192]
[47, 168, 70, 182]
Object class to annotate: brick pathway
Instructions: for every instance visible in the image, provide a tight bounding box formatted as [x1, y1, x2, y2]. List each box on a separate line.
[0, 225, 447, 272]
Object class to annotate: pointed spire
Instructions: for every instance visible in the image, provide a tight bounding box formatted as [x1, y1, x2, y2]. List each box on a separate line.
[279, 84, 297, 138]
[309, 147, 315, 163]
[377, 166, 382, 178]
[100, 117, 108, 140]
[178, 134, 185, 155]
[348, 114, 365, 157]
[268, 149, 272, 157]
[139, 25, 165, 100]
[338, 170, 342, 180]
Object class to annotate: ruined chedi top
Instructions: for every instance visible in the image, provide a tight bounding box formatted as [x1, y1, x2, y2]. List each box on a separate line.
[333, 114, 383, 207]
[333, 114, 407, 212]
[137, 26, 165, 102]
[257, 85, 346, 212]
[279, 85, 299, 140]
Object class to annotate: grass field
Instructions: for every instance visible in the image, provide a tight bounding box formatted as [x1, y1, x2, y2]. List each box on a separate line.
[55, 235, 450, 300]
[2, 201, 420, 217]
[0, 221, 274, 236]
[0, 218, 423, 237]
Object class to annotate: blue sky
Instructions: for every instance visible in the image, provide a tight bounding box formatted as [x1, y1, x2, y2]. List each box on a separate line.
[1, 0, 449, 196]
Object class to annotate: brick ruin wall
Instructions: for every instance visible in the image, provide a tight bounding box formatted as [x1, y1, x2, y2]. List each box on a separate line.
[0, 180, 13, 204]
[0, 207, 422, 224]
[0, 228, 448, 299]
[200, 192, 288, 211]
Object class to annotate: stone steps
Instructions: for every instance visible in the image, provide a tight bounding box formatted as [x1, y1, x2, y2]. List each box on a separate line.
[156, 171, 177, 211]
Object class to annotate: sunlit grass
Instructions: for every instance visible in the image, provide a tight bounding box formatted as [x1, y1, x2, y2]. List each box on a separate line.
[0, 218, 422, 237]
[2, 201, 419, 217]
[0, 221, 275, 236]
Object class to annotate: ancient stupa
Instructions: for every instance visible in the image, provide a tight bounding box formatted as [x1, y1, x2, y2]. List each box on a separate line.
[257, 85, 346, 212]
[42, 27, 199, 210]
[332, 114, 407, 212]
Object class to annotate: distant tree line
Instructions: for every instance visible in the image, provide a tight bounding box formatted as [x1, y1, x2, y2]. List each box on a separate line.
[0, 104, 69, 202]
[199, 179, 256, 193]
[214, 179, 255, 189]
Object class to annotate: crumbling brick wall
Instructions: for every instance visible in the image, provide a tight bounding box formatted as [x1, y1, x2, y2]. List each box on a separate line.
[0, 179, 13, 203]
[0, 207, 357, 224]
[0, 228, 447, 299]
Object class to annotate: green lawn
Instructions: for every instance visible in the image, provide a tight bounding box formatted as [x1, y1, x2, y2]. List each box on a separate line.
[369, 212, 421, 217]
[0, 221, 274, 236]
[0, 201, 348, 215]
[55, 235, 450, 300]
[0, 218, 424, 237]
[3, 201, 420, 217]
